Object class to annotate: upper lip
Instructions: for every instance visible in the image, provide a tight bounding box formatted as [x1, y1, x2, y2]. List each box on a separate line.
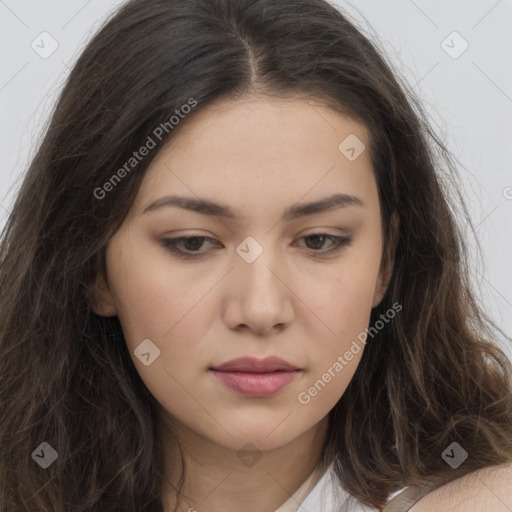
[210, 356, 300, 373]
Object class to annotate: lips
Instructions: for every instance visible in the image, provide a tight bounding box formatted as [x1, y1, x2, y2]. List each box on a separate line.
[209, 356, 301, 397]
[210, 356, 299, 373]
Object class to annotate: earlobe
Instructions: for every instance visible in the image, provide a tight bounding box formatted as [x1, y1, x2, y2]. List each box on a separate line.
[372, 252, 394, 307]
[371, 273, 389, 308]
[372, 211, 400, 309]
[87, 273, 118, 317]
[371, 285, 384, 309]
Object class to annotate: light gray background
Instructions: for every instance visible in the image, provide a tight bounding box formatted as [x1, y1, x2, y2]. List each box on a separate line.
[1, 0, 511, 355]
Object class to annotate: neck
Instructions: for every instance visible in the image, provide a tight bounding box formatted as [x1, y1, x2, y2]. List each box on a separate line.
[159, 415, 329, 512]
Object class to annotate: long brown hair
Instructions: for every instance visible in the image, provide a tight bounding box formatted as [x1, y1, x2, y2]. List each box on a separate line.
[1, 0, 511, 510]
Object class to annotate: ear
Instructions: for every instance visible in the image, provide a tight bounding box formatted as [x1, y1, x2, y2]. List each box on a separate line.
[372, 210, 399, 308]
[87, 272, 118, 317]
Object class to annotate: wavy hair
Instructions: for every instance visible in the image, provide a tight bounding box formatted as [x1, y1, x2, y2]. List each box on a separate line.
[1, 0, 512, 510]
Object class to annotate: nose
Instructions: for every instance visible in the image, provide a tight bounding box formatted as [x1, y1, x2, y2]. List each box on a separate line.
[221, 248, 294, 335]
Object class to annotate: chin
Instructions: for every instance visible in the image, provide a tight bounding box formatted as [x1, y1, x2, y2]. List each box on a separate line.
[210, 423, 307, 453]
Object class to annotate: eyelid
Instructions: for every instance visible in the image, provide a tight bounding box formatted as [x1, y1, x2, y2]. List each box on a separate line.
[160, 231, 352, 259]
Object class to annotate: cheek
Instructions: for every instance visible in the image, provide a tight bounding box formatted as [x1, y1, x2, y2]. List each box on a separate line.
[105, 245, 210, 417]
[295, 248, 380, 406]
[296, 282, 369, 416]
[297, 349, 362, 415]
[106, 240, 215, 377]
[107, 235, 175, 326]
[302, 251, 381, 342]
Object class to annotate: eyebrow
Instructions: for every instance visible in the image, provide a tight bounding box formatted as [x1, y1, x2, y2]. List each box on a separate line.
[140, 192, 365, 221]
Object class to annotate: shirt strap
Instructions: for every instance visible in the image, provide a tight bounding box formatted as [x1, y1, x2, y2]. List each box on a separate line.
[381, 475, 451, 511]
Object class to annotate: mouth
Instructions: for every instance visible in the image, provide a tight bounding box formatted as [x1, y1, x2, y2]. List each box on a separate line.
[209, 356, 302, 397]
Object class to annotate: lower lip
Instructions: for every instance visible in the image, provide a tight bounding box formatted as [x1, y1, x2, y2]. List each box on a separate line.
[209, 369, 300, 397]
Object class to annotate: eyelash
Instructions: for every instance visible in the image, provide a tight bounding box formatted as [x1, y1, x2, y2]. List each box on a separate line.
[161, 233, 352, 259]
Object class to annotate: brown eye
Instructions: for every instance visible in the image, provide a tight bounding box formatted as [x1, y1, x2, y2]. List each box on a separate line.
[296, 233, 352, 254]
[161, 233, 352, 260]
[161, 236, 217, 259]
[303, 234, 333, 250]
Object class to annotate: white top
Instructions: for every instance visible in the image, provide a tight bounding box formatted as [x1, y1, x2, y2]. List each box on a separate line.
[275, 462, 407, 512]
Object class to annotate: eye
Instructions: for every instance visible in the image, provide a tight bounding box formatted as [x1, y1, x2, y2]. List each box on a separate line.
[161, 236, 218, 259]
[294, 233, 352, 254]
[161, 233, 352, 259]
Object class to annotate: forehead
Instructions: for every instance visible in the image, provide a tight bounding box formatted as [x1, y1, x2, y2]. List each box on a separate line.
[132, 95, 378, 220]
[164, 94, 369, 155]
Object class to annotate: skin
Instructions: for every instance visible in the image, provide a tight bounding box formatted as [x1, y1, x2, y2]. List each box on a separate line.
[91, 95, 395, 512]
[410, 462, 512, 511]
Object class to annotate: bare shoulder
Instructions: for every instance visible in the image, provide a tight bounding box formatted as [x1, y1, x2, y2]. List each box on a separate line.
[409, 461, 512, 512]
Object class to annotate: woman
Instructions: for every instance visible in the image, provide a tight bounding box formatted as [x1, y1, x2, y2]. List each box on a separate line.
[1, 0, 511, 511]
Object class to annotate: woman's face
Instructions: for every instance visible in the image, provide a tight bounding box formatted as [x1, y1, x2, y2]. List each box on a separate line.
[93, 95, 391, 453]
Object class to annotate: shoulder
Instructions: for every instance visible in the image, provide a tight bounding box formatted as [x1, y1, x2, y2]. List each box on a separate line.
[409, 461, 512, 512]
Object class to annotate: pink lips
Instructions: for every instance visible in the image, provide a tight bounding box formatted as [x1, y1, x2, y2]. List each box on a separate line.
[209, 356, 301, 397]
